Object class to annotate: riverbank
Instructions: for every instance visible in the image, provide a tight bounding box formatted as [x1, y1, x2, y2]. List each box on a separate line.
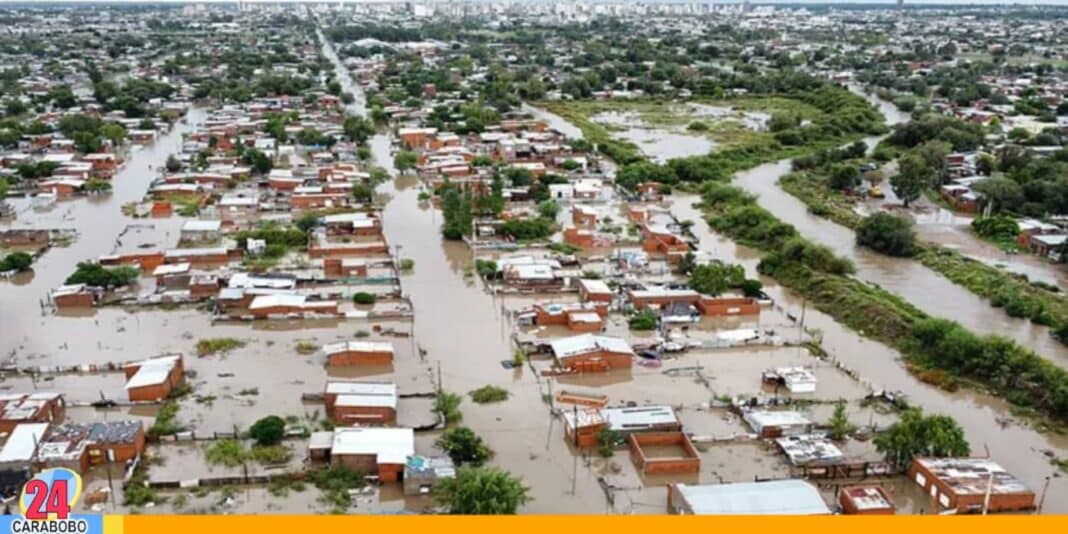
[780, 170, 1068, 347]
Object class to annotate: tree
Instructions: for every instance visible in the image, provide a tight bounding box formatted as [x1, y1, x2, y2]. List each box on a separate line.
[828, 164, 860, 191]
[536, 199, 560, 220]
[973, 177, 1023, 214]
[827, 401, 856, 441]
[247, 415, 286, 446]
[689, 261, 744, 296]
[891, 152, 930, 208]
[393, 150, 418, 172]
[434, 466, 530, 515]
[165, 155, 182, 173]
[856, 213, 917, 257]
[65, 263, 139, 288]
[874, 409, 970, 471]
[436, 427, 492, 466]
[0, 252, 33, 272]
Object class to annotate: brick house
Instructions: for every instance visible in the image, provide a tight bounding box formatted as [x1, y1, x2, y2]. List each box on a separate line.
[908, 458, 1036, 513]
[548, 334, 634, 373]
[0, 393, 65, 434]
[322, 341, 394, 367]
[123, 354, 185, 402]
[324, 381, 397, 425]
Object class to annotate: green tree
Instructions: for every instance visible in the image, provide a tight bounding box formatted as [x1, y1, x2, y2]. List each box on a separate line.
[689, 261, 744, 296]
[856, 213, 917, 257]
[827, 401, 856, 441]
[874, 409, 970, 471]
[536, 199, 560, 220]
[891, 152, 930, 208]
[0, 252, 33, 272]
[433, 391, 463, 425]
[973, 177, 1023, 214]
[828, 164, 860, 191]
[393, 150, 418, 172]
[434, 466, 530, 515]
[436, 427, 492, 466]
[248, 415, 286, 446]
[165, 155, 182, 173]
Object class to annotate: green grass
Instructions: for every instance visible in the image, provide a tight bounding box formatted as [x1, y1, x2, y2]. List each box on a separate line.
[196, 337, 246, 356]
[468, 385, 509, 404]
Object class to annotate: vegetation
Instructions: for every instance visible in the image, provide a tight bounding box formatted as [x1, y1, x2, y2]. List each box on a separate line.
[196, 337, 246, 356]
[855, 213, 917, 257]
[64, 262, 139, 288]
[434, 466, 529, 515]
[0, 251, 32, 272]
[689, 260, 745, 296]
[352, 292, 376, 305]
[628, 309, 658, 330]
[596, 427, 625, 458]
[147, 401, 183, 439]
[248, 415, 286, 446]
[436, 426, 493, 466]
[827, 401, 856, 441]
[874, 408, 970, 471]
[469, 385, 509, 404]
[433, 391, 463, 424]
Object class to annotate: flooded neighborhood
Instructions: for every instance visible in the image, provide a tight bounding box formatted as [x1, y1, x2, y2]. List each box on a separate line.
[0, 0, 1067, 518]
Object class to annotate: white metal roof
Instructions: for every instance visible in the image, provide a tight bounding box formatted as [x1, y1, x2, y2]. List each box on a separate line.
[322, 341, 394, 356]
[549, 334, 633, 358]
[0, 423, 49, 464]
[673, 480, 830, 515]
[125, 355, 180, 390]
[603, 405, 678, 431]
[181, 220, 222, 232]
[331, 427, 413, 465]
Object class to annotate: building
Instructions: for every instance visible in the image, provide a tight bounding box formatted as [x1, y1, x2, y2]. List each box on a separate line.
[324, 381, 397, 426]
[34, 421, 145, 475]
[762, 367, 817, 393]
[628, 431, 700, 475]
[123, 354, 185, 402]
[908, 457, 1036, 513]
[839, 485, 896, 515]
[50, 284, 98, 308]
[179, 220, 223, 243]
[742, 410, 812, 438]
[0, 423, 49, 471]
[548, 334, 634, 372]
[668, 480, 831, 515]
[0, 393, 65, 434]
[577, 278, 613, 303]
[775, 435, 844, 465]
[322, 341, 394, 367]
[327, 427, 414, 483]
[403, 455, 455, 496]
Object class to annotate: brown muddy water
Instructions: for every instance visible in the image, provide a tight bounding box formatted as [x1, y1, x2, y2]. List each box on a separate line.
[731, 89, 1068, 367]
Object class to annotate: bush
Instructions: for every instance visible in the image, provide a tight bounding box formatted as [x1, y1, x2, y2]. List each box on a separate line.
[434, 466, 529, 515]
[433, 392, 463, 424]
[248, 415, 286, 446]
[0, 252, 33, 272]
[469, 385, 509, 404]
[856, 213, 917, 257]
[628, 309, 658, 330]
[65, 262, 140, 288]
[499, 217, 555, 240]
[740, 278, 764, 297]
[352, 292, 376, 305]
[196, 337, 246, 356]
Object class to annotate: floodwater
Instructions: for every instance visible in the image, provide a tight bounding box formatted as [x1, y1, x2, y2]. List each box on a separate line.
[590, 111, 714, 163]
[730, 89, 1068, 367]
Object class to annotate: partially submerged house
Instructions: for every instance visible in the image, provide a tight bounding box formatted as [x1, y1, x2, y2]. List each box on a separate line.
[318, 427, 414, 483]
[839, 485, 896, 515]
[548, 334, 634, 373]
[403, 455, 456, 496]
[909, 457, 1036, 513]
[742, 410, 813, 438]
[34, 421, 146, 474]
[0, 393, 65, 433]
[667, 480, 831, 515]
[323, 381, 397, 426]
[123, 354, 185, 402]
[322, 341, 394, 367]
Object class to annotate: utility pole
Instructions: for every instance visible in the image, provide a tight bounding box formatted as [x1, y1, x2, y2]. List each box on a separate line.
[436, 361, 443, 394]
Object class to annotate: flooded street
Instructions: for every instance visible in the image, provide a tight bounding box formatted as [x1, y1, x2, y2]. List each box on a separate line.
[732, 89, 1068, 367]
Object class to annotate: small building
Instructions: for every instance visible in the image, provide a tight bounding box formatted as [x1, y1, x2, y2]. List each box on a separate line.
[908, 457, 1036, 514]
[762, 367, 817, 393]
[775, 435, 843, 466]
[324, 381, 397, 425]
[34, 421, 145, 475]
[577, 278, 613, 303]
[322, 341, 394, 367]
[0, 393, 65, 434]
[403, 455, 455, 496]
[628, 431, 700, 475]
[328, 427, 414, 483]
[603, 405, 681, 434]
[839, 485, 896, 515]
[742, 410, 813, 438]
[548, 334, 634, 373]
[0, 423, 50, 471]
[180, 220, 223, 243]
[561, 409, 608, 448]
[51, 284, 98, 309]
[123, 355, 185, 402]
[668, 480, 831, 515]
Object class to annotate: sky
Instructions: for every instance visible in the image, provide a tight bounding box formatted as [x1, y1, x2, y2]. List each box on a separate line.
[2, 0, 1068, 5]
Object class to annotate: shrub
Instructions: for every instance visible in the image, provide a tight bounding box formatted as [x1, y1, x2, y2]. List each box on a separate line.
[856, 213, 917, 257]
[628, 309, 658, 330]
[436, 426, 493, 466]
[0, 252, 33, 272]
[433, 392, 463, 424]
[248, 415, 286, 446]
[469, 385, 509, 404]
[352, 292, 376, 305]
[196, 337, 246, 356]
[65, 262, 140, 288]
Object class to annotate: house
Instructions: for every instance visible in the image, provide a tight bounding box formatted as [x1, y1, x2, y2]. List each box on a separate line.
[577, 278, 613, 304]
[561, 408, 608, 448]
[667, 480, 831, 515]
[839, 485, 896, 515]
[742, 410, 813, 438]
[602, 405, 681, 434]
[247, 294, 338, 318]
[0, 423, 50, 471]
[327, 427, 414, 483]
[548, 334, 634, 372]
[34, 421, 146, 475]
[0, 393, 65, 434]
[762, 367, 817, 393]
[775, 435, 843, 466]
[403, 455, 455, 496]
[908, 457, 1036, 513]
[123, 355, 185, 402]
[324, 381, 397, 425]
[179, 220, 223, 243]
[322, 258, 368, 278]
[322, 341, 394, 366]
[1029, 234, 1066, 259]
[51, 284, 98, 308]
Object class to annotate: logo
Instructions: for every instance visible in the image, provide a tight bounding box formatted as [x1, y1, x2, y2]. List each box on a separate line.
[1, 468, 101, 534]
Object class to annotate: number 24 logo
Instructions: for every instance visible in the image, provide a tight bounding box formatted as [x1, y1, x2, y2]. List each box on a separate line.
[23, 479, 71, 520]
